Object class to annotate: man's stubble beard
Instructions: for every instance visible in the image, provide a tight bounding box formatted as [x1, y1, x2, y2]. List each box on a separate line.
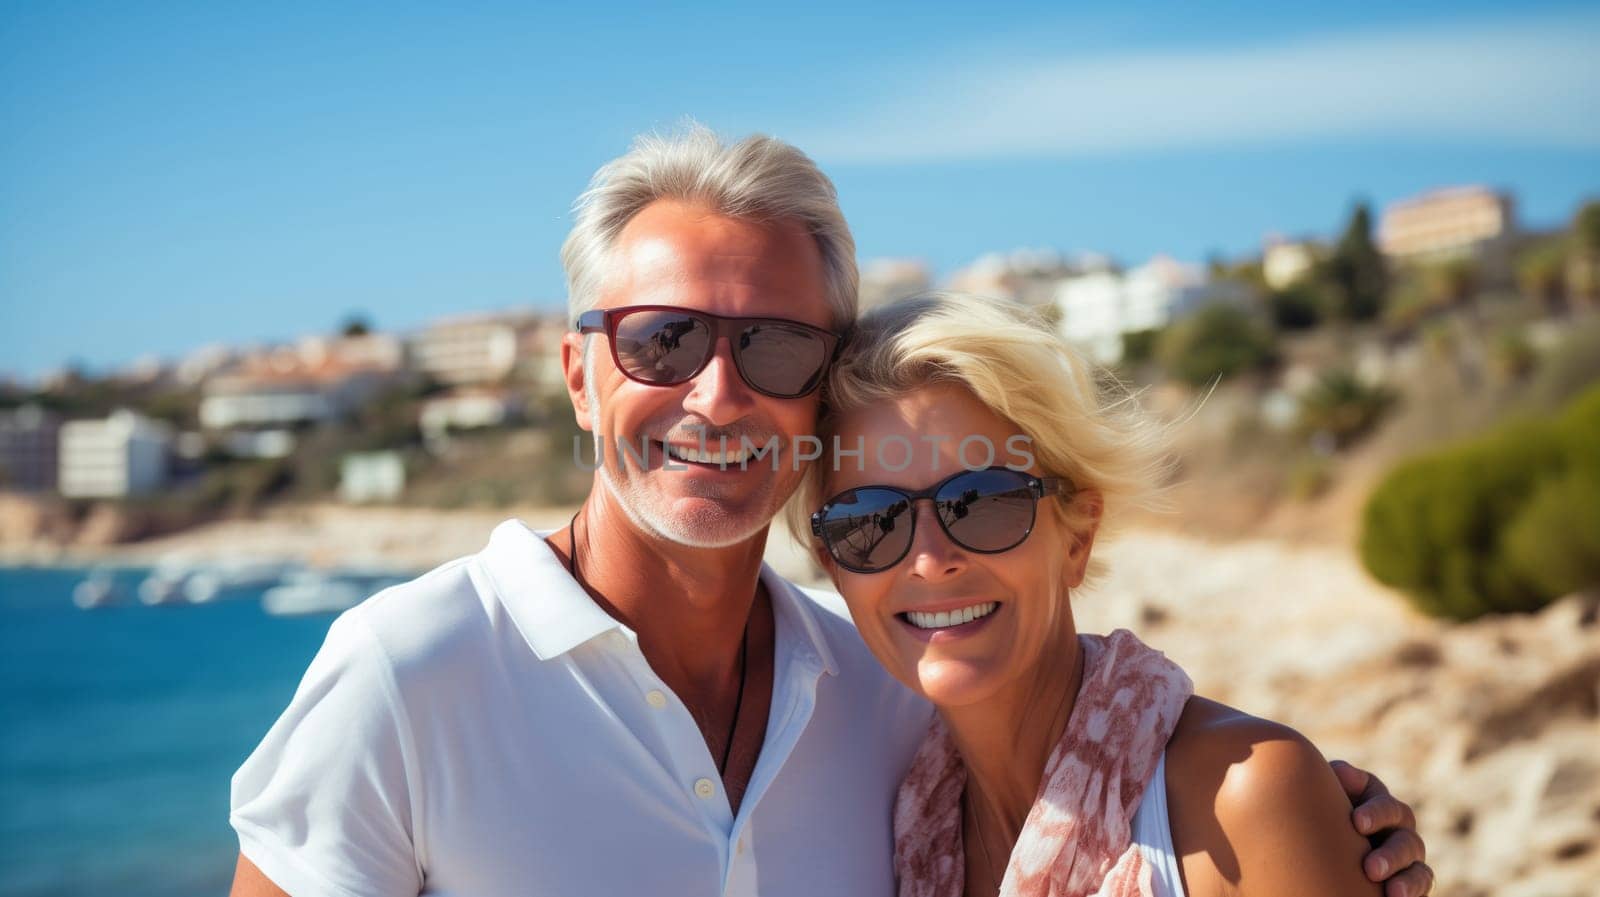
[583, 341, 788, 549]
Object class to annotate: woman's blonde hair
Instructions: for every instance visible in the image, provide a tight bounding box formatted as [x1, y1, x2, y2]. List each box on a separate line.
[787, 291, 1172, 580]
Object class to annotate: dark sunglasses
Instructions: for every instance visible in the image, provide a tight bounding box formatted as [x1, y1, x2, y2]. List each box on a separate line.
[810, 466, 1073, 574]
[575, 305, 842, 399]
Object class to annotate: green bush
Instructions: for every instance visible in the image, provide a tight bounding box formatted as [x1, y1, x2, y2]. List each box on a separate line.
[1157, 304, 1277, 386]
[1490, 329, 1537, 383]
[1381, 280, 1434, 336]
[1516, 238, 1568, 309]
[1556, 376, 1600, 470]
[1296, 369, 1397, 449]
[1421, 258, 1481, 307]
[1503, 470, 1600, 598]
[1360, 383, 1600, 620]
[1120, 328, 1162, 366]
[1576, 200, 1600, 253]
[1266, 283, 1325, 331]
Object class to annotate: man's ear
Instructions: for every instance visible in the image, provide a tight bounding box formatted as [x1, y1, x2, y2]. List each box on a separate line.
[562, 332, 593, 432]
[1062, 487, 1104, 589]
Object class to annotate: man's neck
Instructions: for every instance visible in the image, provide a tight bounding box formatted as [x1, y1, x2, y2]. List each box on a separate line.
[564, 483, 770, 697]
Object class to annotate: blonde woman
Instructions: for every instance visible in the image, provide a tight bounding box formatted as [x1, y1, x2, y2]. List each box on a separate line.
[793, 293, 1427, 897]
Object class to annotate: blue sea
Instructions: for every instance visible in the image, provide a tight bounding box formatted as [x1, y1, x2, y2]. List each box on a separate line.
[0, 566, 351, 897]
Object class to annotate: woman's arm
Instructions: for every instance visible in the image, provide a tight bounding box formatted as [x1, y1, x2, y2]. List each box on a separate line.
[1164, 698, 1383, 897]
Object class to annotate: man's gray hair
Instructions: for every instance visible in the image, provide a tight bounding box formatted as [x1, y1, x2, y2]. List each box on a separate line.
[560, 122, 858, 330]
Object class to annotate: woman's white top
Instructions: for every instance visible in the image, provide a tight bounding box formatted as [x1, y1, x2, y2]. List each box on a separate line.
[1130, 751, 1186, 897]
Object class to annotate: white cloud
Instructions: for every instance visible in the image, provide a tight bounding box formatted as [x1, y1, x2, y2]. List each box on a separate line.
[795, 12, 1600, 163]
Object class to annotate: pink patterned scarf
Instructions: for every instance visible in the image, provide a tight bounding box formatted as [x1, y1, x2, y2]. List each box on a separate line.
[893, 629, 1194, 897]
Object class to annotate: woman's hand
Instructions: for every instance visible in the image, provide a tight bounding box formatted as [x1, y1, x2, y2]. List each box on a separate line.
[1332, 760, 1434, 897]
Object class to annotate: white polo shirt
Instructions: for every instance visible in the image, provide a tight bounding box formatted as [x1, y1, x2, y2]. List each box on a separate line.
[230, 519, 933, 897]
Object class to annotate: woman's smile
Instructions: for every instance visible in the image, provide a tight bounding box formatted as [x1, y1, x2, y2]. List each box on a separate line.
[895, 599, 1004, 642]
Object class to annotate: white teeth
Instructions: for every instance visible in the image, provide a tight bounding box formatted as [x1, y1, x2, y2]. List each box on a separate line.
[904, 602, 998, 630]
[665, 443, 752, 465]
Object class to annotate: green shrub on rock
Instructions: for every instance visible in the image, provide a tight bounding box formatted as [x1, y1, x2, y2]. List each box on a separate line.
[1360, 383, 1600, 621]
[1157, 304, 1277, 386]
[1503, 469, 1600, 600]
[1296, 369, 1397, 449]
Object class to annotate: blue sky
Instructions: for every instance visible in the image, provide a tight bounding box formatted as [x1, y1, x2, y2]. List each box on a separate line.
[2, 1, 1598, 380]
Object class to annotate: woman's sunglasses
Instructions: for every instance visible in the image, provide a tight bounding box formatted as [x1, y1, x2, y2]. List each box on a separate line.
[575, 305, 842, 399]
[810, 466, 1073, 574]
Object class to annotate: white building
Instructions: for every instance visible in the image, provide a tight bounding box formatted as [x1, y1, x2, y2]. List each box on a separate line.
[419, 388, 523, 444]
[1262, 238, 1320, 290]
[297, 332, 406, 373]
[201, 378, 338, 429]
[58, 409, 172, 499]
[340, 451, 406, 503]
[1380, 186, 1515, 261]
[409, 313, 529, 386]
[200, 352, 395, 430]
[512, 318, 569, 395]
[223, 429, 297, 459]
[859, 259, 932, 311]
[116, 355, 174, 387]
[1379, 185, 1517, 282]
[946, 249, 1089, 309]
[175, 344, 240, 387]
[1055, 256, 1249, 364]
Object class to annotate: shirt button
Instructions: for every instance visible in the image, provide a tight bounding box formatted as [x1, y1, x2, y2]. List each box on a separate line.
[737, 836, 747, 854]
[694, 778, 716, 799]
[646, 689, 667, 708]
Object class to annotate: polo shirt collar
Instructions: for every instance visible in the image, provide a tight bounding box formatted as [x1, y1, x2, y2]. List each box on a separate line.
[477, 518, 839, 676]
[479, 518, 622, 659]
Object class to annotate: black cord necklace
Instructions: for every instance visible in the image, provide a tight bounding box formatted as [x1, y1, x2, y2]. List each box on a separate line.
[567, 510, 750, 776]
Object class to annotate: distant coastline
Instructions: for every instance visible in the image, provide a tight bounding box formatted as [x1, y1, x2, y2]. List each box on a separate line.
[0, 500, 831, 586]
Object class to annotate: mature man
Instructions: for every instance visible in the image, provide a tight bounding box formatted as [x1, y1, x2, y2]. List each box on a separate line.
[229, 126, 1432, 896]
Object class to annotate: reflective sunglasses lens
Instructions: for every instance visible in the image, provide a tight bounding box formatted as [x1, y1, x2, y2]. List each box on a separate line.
[935, 469, 1037, 552]
[820, 488, 915, 572]
[735, 323, 831, 397]
[611, 311, 711, 384]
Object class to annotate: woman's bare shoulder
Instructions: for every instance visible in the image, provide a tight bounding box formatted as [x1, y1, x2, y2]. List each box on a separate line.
[1165, 696, 1319, 793]
[1160, 697, 1379, 897]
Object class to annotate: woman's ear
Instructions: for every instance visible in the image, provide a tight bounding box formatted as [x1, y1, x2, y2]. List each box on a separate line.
[809, 538, 841, 587]
[1062, 487, 1104, 589]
